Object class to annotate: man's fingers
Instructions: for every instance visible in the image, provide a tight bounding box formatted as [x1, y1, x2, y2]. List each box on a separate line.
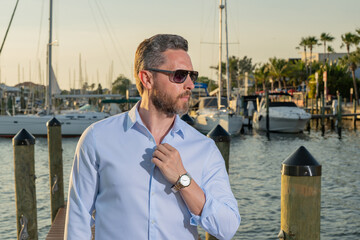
[152, 157, 163, 167]
[162, 143, 176, 151]
[152, 149, 167, 161]
[155, 144, 172, 156]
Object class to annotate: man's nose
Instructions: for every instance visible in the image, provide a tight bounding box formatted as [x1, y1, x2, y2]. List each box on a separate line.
[184, 75, 195, 90]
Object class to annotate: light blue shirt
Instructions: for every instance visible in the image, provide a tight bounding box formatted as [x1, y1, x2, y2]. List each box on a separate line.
[65, 102, 240, 240]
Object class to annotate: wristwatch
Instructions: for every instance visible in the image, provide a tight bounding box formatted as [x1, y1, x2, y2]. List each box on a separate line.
[171, 173, 192, 193]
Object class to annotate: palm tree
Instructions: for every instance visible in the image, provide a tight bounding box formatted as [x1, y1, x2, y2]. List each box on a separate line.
[327, 45, 335, 56]
[340, 48, 360, 102]
[267, 58, 288, 90]
[341, 32, 360, 102]
[355, 28, 360, 39]
[254, 63, 269, 91]
[320, 33, 335, 63]
[305, 36, 319, 75]
[287, 60, 307, 88]
[340, 32, 360, 54]
[296, 37, 309, 74]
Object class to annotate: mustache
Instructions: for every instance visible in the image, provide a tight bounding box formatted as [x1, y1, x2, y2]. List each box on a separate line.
[178, 90, 192, 99]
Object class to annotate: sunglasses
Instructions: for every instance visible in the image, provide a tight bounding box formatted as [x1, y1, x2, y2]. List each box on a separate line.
[146, 68, 198, 83]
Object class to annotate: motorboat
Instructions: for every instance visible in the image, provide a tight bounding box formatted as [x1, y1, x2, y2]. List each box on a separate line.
[190, 97, 243, 135]
[252, 93, 311, 133]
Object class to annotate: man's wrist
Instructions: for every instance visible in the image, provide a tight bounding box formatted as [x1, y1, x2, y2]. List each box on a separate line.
[171, 173, 192, 193]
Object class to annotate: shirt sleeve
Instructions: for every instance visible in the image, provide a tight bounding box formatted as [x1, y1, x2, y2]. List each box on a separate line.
[64, 127, 99, 240]
[190, 144, 241, 240]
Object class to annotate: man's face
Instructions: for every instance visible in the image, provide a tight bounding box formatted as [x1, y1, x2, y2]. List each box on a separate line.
[149, 49, 195, 116]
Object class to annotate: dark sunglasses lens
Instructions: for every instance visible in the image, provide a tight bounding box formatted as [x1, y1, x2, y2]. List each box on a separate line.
[173, 70, 188, 83]
[190, 72, 198, 82]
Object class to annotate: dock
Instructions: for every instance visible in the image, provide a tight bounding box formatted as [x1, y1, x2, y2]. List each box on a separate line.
[45, 206, 95, 239]
[46, 207, 66, 240]
[311, 112, 360, 119]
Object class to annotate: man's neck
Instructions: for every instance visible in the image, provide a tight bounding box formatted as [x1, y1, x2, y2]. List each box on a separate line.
[138, 99, 176, 144]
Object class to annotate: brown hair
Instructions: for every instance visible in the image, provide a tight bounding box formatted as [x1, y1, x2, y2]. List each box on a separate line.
[134, 34, 188, 95]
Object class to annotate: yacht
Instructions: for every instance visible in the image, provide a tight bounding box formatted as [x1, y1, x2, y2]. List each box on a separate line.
[190, 97, 243, 135]
[252, 93, 311, 133]
[0, 105, 109, 137]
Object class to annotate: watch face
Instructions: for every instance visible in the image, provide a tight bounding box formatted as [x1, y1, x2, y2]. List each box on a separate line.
[180, 175, 191, 187]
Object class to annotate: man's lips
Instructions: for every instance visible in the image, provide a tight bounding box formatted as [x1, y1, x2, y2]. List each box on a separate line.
[178, 91, 191, 100]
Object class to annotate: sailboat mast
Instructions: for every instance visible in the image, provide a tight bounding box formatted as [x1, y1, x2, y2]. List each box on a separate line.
[218, 0, 224, 109]
[224, 0, 230, 106]
[47, 0, 53, 114]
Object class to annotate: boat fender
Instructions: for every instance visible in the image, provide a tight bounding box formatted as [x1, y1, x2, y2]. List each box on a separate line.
[259, 115, 263, 121]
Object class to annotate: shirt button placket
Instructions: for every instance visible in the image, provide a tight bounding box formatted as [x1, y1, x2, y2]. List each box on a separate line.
[149, 157, 156, 239]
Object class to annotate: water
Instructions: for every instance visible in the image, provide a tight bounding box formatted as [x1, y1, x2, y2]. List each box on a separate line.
[1, 128, 360, 239]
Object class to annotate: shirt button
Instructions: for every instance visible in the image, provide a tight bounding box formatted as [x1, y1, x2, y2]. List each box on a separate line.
[151, 220, 155, 224]
[151, 192, 155, 196]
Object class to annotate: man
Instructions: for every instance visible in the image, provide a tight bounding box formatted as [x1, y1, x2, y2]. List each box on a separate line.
[64, 34, 240, 240]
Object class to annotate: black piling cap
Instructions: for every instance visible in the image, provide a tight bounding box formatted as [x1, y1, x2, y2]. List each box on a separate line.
[207, 124, 231, 142]
[12, 129, 36, 146]
[282, 146, 321, 176]
[181, 114, 194, 126]
[46, 117, 61, 127]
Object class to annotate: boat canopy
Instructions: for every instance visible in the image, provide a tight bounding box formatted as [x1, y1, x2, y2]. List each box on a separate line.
[199, 97, 228, 109]
[101, 98, 140, 104]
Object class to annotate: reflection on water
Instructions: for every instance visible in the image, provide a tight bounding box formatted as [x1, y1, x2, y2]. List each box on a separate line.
[231, 128, 360, 239]
[0, 127, 359, 239]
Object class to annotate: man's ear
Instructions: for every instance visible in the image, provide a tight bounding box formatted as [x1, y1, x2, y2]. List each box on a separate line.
[138, 70, 154, 91]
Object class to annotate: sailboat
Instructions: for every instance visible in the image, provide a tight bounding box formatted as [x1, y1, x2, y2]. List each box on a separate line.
[190, 0, 243, 135]
[0, 0, 109, 137]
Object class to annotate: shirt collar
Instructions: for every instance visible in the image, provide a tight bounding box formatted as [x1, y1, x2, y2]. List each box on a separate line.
[125, 101, 185, 139]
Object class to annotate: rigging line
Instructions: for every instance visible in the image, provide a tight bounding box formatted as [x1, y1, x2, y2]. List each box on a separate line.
[36, 0, 45, 59]
[96, 0, 129, 62]
[88, 0, 112, 60]
[0, 0, 20, 56]
[97, 0, 131, 73]
[35, 0, 46, 83]
[210, 0, 217, 74]
[93, 0, 130, 74]
[231, 0, 241, 57]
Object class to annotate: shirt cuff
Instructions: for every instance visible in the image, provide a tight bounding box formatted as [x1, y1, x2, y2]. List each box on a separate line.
[189, 188, 220, 226]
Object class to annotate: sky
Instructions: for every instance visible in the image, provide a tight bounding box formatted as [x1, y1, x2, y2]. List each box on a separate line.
[0, 0, 359, 90]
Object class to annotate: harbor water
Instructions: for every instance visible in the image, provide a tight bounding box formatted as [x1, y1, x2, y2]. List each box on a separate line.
[0, 128, 359, 239]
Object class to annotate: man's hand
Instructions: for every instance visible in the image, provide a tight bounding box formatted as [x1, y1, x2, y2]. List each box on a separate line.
[152, 143, 186, 184]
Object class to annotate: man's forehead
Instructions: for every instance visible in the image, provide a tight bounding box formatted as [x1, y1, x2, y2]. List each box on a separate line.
[161, 49, 193, 70]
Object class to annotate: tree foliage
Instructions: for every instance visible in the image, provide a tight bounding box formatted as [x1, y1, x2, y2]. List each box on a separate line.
[112, 74, 131, 95]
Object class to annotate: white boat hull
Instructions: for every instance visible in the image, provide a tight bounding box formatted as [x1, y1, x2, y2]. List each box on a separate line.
[192, 111, 243, 135]
[252, 106, 311, 133]
[0, 112, 109, 137]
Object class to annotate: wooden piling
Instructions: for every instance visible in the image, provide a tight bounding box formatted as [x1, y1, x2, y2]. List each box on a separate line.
[321, 94, 325, 136]
[13, 129, 38, 240]
[315, 97, 319, 129]
[206, 124, 231, 240]
[279, 146, 321, 240]
[266, 90, 270, 140]
[47, 117, 65, 223]
[337, 95, 342, 139]
[353, 99, 357, 130]
[1, 98, 5, 115]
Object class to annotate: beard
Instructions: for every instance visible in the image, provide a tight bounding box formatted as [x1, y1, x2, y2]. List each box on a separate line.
[150, 83, 191, 117]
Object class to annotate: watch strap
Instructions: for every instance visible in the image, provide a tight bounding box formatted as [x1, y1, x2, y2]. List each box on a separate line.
[171, 173, 191, 193]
